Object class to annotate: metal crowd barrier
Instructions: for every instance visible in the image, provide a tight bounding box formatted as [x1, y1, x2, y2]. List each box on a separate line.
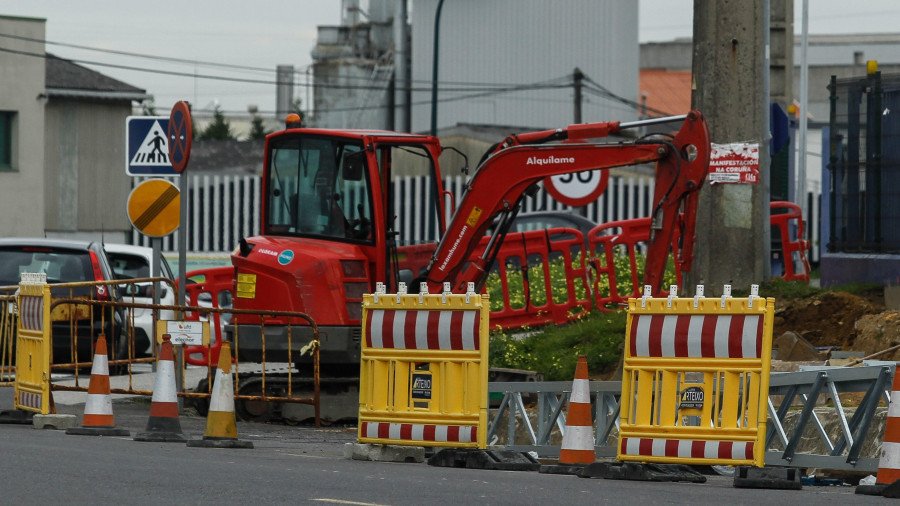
[0, 291, 16, 386]
[487, 380, 621, 458]
[765, 364, 894, 471]
[1, 277, 322, 425]
[488, 364, 892, 472]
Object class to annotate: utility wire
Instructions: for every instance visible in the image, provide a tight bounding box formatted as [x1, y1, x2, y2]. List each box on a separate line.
[2, 31, 672, 120]
[0, 31, 570, 89]
[0, 45, 575, 96]
[0, 32, 278, 73]
[581, 73, 676, 117]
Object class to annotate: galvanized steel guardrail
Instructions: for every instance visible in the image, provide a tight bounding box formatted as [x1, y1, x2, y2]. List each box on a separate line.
[765, 364, 894, 472]
[488, 364, 893, 472]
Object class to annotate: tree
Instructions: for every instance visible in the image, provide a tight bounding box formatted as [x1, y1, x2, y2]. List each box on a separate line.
[248, 115, 269, 140]
[290, 98, 305, 123]
[141, 99, 157, 116]
[199, 105, 235, 140]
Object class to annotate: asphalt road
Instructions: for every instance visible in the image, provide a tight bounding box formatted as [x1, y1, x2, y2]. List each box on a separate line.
[0, 384, 887, 505]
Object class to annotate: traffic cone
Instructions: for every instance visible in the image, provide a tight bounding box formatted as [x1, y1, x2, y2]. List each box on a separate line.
[186, 341, 253, 449]
[539, 355, 595, 475]
[559, 355, 595, 464]
[877, 368, 900, 485]
[134, 334, 188, 442]
[856, 368, 900, 497]
[66, 334, 130, 436]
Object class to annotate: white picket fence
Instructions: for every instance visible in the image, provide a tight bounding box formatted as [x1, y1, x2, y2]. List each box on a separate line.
[132, 174, 821, 263]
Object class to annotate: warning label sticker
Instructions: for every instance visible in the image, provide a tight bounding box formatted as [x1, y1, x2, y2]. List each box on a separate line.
[709, 141, 759, 184]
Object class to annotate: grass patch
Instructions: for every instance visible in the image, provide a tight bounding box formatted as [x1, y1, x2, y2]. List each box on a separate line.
[489, 310, 627, 381]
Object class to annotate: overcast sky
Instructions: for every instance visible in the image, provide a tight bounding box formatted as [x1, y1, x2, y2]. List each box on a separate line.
[2, 1, 899, 117]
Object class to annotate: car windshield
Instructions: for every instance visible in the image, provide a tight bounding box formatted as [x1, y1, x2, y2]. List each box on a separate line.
[0, 247, 92, 286]
[107, 251, 174, 280]
[265, 135, 371, 242]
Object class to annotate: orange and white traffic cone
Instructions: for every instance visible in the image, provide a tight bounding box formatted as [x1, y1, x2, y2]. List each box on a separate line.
[877, 369, 900, 485]
[559, 355, 595, 464]
[540, 355, 595, 474]
[134, 334, 188, 442]
[66, 334, 130, 436]
[857, 368, 900, 497]
[186, 341, 253, 449]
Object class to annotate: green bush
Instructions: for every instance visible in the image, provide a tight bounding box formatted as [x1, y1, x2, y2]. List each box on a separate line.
[489, 310, 628, 381]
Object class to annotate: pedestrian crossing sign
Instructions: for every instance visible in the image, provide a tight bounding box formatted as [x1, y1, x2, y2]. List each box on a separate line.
[126, 116, 178, 176]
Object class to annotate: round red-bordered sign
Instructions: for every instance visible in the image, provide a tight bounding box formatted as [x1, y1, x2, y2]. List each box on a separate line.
[543, 169, 610, 207]
[167, 101, 193, 173]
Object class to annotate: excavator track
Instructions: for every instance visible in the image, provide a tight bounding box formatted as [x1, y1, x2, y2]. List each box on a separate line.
[189, 372, 360, 425]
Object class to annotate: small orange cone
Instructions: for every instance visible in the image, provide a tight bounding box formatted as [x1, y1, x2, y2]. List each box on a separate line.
[877, 369, 900, 485]
[186, 341, 253, 449]
[134, 334, 188, 442]
[66, 334, 130, 436]
[558, 355, 595, 465]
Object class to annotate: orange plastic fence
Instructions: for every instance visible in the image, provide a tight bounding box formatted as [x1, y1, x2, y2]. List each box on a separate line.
[182, 203, 810, 338]
[182, 266, 233, 366]
[485, 228, 593, 329]
[587, 217, 683, 310]
[770, 201, 811, 283]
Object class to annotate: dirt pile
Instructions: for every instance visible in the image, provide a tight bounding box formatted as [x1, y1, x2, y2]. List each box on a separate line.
[773, 288, 900, 358]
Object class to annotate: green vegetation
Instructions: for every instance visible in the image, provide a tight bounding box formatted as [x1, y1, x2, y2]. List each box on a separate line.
[489, 310, 628, 381]
[199, 105, 235, 141]
[486, 249, 676, 380]
[485, 250, 836, 381]
[248, 115, 269, 140]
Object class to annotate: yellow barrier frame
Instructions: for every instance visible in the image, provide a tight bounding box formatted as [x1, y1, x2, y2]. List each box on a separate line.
[618, 286, 774, 467]
[358, 283, 490, 449]
[14, 273, 52, 414]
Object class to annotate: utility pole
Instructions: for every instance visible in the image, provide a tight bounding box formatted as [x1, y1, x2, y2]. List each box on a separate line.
[687, 0, 771, 295]
[429, 0, 446, 137]
[573, 67, 584, 124]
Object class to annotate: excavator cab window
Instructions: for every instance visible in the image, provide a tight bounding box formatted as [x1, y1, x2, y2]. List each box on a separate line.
[265, 135, 372, 242]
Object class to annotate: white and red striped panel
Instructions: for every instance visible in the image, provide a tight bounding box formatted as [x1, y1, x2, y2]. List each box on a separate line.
[365, 309, 480, 350]
[620, 437, 754, 461]
[19, 295, 44, 332]
[360, 421, 477, 443]
[18, 391, 42, 410]
[629, 314, 763, 359]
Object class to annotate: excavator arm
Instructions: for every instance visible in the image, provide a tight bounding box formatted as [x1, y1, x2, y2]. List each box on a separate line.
[422, 111, 711, 294]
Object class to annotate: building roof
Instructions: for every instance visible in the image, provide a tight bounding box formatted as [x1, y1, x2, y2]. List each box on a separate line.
[639, 69, 692, 117]
[189, 139, 264, 174]
[45, 54, 151, 102]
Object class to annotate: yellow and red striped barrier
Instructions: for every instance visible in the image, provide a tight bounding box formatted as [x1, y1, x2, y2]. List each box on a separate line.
[618, 285, 774, 467]
[358, 282, 490, 449]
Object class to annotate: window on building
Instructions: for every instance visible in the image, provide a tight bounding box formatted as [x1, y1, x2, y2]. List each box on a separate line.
[0, 111, 14, 171]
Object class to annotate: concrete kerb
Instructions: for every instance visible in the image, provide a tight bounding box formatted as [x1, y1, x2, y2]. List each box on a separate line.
[344, 443, 425, 463]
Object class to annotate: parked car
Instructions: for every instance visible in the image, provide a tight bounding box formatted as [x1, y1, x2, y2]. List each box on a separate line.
[0, 238, 126, 366]
[489, 210, 599, 250]
[103, 243, 176, 357]
[509, 211, 598, 236]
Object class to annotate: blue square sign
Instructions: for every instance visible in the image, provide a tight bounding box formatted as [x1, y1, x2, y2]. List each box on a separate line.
[126, 116, 178, 176]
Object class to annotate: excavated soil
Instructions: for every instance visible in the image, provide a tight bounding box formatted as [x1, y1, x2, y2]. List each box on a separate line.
[773, 287, 900, 358]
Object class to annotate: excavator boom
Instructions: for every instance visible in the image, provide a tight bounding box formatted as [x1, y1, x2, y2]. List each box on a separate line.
[423, 111, 711, 294]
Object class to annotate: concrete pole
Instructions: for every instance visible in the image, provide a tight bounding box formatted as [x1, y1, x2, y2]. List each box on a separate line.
[688, 0, 771, 295]
[573, 68, 584, 124]
[797, 0, 809, 216]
